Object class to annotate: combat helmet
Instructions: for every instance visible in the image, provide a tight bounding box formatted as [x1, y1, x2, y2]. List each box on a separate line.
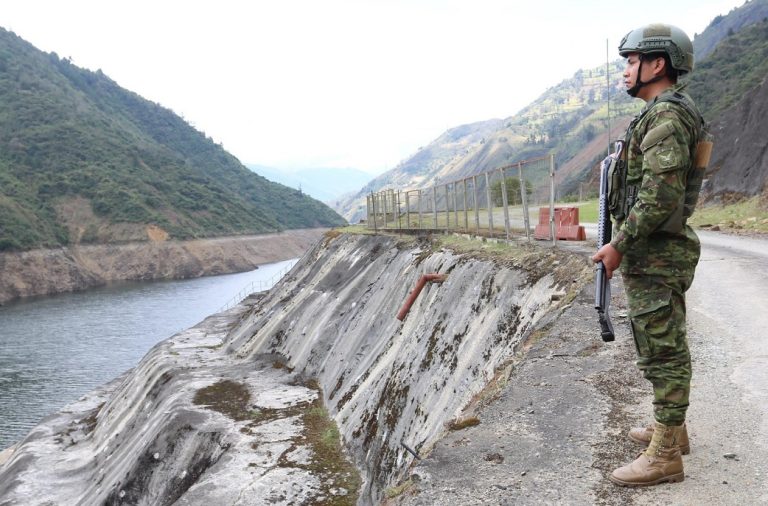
[619, 23, 694, 74]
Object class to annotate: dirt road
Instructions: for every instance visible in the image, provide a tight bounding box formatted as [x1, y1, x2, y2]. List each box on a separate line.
[394, 230, 768, 505]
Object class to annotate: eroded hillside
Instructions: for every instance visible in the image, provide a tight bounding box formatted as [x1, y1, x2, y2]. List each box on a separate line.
[0, 231, 591, 505]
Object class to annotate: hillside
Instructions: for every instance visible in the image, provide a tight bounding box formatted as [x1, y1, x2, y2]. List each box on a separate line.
[334, 119, 506, 221]
[688, 16, 768, 120]
[692, 0, 768, 60]
[703, 62, 768, 200]
[334, 0, 768, 222]
[684, 15, 768, 200]
[334, 62, 639, 222]
[0, 28, 346, 252]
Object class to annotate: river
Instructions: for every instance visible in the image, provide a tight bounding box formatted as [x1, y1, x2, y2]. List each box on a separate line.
[0, 258, 297, 450]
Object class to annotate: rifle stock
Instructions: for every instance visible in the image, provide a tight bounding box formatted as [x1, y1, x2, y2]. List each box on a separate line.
[595, 141, 623, 342]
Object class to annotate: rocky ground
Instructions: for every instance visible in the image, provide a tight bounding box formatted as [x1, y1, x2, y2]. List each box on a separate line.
[389, 235, 768, 505]
[3, 231, 765, 505]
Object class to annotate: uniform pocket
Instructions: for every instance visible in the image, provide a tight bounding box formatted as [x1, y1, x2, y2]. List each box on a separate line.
[627, 286, 673, 358]
[640, 122, 682, 174]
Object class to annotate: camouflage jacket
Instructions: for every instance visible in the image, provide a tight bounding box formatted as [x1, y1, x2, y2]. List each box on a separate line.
[610, 83, 701, 278]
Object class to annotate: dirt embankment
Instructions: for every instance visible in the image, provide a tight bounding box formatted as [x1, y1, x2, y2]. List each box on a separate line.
[0, 228, 327, 304]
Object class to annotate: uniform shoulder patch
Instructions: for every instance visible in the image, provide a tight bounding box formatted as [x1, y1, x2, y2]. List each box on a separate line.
[641, 122, 684, 173]
[640, 122, 675, 152]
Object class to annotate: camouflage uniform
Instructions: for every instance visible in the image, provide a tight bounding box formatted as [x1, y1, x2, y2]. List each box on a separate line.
[610, 83, 702, 426]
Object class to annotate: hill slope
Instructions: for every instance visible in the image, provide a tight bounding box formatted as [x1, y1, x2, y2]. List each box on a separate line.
[334, 62, 639, 221]
[334, 1, 768, 221]
[0, 28, 346, 252]
[692, 0, 768, 60]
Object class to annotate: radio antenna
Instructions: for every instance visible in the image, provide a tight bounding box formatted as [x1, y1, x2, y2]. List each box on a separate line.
[606, 38, 611, 156]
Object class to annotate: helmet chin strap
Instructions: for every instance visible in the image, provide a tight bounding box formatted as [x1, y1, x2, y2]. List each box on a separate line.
[626, 58, 665, 97]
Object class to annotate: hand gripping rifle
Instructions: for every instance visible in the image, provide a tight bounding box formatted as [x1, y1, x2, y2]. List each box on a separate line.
[595, 140, 623, 343]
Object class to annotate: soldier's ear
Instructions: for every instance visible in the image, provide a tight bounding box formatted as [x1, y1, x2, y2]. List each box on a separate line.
[652, 56, 667, 77]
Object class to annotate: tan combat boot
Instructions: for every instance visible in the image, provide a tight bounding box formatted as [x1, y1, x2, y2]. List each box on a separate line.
[629, 422, 690, 455]
[610, 422, 684, 487]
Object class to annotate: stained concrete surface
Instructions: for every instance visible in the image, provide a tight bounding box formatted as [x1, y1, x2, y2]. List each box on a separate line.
[4, 231, 764, 505]
[392, 232, 768, 505]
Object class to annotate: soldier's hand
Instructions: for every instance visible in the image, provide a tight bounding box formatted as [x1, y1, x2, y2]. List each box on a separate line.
[592, 244, 623, 279]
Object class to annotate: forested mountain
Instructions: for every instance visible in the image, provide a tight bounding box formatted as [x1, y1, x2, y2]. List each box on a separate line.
[335, 0, 768, 221]
[688, 15, 768, 119]
[691, 16, 768, 200]
[334, 60, 639, 222]
[692, 0, 768, 60]
[0, 28, 345, 252]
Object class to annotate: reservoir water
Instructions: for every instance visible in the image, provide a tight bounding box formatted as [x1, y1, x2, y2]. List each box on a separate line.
[0, 258, 297, 450]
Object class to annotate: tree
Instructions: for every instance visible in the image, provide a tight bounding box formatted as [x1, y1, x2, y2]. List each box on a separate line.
[490, 177, 533, 206]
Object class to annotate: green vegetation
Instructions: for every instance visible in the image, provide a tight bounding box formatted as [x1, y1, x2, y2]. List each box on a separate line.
[194, 379, 361, 503]
[692, 0, 768, 60]
[490, 177, 532, 206]
[0, 28, 346, 251]
[507, 61, 641, 167]
[688, 17, 768, 120]
[689, 197, 768, 234]
[548, 197, 768, 234]
[574, 199, 598, 223]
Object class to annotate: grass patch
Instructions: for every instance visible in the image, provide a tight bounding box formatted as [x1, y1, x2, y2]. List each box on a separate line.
[338, 224, 374, 234]
[574, 199, 598, 223]
[690, 197, 768, 234]
[195, 377, 361, 503]
[543, 197, 768, 234]
[193, 380, 252, 421]
[384, 478, 415, 499]
[434, 233, 535, 263]
[447, 416, 480, 431]
[300, 400, 361, 505]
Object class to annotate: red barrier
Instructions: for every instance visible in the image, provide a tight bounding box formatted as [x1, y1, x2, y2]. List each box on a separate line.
[534, 207, 586, 241]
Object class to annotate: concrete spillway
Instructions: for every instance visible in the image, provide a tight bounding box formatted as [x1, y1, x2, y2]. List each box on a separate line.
[0, 232, 590, 505]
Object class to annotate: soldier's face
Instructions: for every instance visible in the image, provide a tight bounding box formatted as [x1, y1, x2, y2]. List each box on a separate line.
[623, 54, 643, 91]
[624, 53, 666, 100]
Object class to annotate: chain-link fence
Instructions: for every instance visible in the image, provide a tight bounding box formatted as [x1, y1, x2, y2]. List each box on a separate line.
[366, 154, 557, 243]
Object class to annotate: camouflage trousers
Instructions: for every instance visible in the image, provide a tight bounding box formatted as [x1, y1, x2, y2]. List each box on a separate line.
[622, 273, 693, 426]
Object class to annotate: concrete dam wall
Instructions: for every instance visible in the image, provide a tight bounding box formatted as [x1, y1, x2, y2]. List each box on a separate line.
[0, 232, 591, 505]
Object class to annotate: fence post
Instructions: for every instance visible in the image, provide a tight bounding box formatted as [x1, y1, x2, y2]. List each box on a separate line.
[452, 182, 458, 229]
[472, 175, 480, 234]
[519, 161, 531, 242]
[432, 185, 438, 229]
[549, 153, 556, 247]
[499, 167, 510, 242]
[396, 190, 401, 231]
[418, 189, 423, 230]
[371, 191, 378, 232]
[366, 194, 371, 229]
[463, 179, 469, 230]
[405, 190, 411, 229]
[485, 172, 494, 235]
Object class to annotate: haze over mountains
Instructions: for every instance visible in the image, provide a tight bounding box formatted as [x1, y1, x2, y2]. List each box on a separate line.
[247, 164, 373, 205]
[3, 0, 768, 248]
[334, 0, 768, 222]
[0, 27, 345, 252]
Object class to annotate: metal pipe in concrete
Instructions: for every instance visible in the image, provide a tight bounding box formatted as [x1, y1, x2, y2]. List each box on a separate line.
[396, 273, 447, 321]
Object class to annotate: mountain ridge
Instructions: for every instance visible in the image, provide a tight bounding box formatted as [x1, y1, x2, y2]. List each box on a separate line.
[334, 0, 768, 221]
[0, 27, 346, 252]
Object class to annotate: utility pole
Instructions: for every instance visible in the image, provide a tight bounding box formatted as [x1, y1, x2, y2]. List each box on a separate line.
[607, 38, 611, 157]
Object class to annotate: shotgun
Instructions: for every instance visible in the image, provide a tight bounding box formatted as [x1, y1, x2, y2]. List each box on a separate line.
[595, 140, 623, 342]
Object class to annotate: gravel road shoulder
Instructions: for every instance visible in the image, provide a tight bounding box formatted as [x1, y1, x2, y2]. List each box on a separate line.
[391, 243, 768, 505]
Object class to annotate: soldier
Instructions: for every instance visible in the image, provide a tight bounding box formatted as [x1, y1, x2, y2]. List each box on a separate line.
[592, 23, 708, 487]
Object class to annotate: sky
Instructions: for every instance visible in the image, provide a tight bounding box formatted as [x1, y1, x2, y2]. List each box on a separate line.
[2, 0, 746, 175]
